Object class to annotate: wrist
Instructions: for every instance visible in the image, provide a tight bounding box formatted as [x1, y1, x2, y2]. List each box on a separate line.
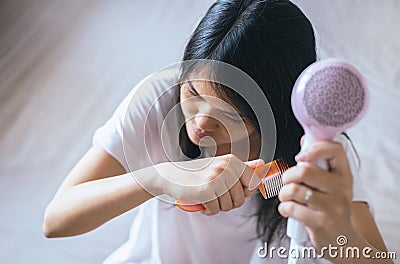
[130, 164, 164, 197]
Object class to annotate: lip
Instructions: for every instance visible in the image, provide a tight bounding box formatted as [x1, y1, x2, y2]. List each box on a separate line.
[192, 126, 206, 138]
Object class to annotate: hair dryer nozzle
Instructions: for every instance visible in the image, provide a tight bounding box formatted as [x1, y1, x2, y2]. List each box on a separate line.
[291, 58, 369, 140]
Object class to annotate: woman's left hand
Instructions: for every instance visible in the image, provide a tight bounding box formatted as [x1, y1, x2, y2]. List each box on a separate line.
[278, 140, 356, 251]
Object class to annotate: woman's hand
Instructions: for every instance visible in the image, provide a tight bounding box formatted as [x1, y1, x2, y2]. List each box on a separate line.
[150, 154, 264, 215]
[278, 141, 355, 251]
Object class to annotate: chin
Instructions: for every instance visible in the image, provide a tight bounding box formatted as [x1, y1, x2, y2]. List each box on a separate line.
[187, 132, 200, 146]
[185, 127, 199, 146]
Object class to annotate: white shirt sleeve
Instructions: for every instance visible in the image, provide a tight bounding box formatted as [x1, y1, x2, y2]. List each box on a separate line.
[92, 88, 135, 172]
[334, 134, 372, 212]
[92, 70, 179, 173]
[91, 72, 162, 172]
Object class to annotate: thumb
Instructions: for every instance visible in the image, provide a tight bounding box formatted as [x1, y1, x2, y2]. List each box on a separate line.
[244, 159, 264, 168]
[300, 135, 305, 147]
[245, 159, 265, 191]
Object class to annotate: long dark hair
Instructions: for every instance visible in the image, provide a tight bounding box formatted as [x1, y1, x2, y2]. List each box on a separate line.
[176, 0, 316, 243]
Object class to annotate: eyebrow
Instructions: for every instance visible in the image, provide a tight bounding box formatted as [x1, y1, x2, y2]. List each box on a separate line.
[187, 81, 200, 96]
[187, 81, 241, 117]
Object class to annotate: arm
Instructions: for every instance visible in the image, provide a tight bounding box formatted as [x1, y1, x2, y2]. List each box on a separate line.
[44, 146, 261, 237]
[43, 145, 154, 238]
[278, 141, 393, 263]
[343, 202, 392, 263]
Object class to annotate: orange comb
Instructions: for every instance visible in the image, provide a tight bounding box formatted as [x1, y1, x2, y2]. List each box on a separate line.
[175, 158, 289, 212]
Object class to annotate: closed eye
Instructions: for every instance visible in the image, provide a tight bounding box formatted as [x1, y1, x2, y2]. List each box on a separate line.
[184, 81, 204, 101]
[187, 81, 201, 96]
[221, 110, 245, 124]
[183, 81, 246, 124]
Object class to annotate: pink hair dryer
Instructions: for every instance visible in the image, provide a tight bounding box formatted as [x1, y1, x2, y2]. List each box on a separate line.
[288, 59, 369, 263]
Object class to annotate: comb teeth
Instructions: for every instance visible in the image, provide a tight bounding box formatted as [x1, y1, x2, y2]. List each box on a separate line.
[262, 174, 284, 198]
[260, 158, 289, 199]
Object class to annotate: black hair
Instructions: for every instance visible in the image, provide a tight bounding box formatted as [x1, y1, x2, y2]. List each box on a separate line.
[176, 0, 317, 243]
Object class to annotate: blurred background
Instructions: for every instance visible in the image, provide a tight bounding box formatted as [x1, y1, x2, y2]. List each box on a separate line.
[0, 0, 399, 263]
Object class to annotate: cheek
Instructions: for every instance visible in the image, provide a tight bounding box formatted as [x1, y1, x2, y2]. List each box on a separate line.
[185, 122, 193, 136]
[180, 99, 197, 118]
[225, 123, 254, 141]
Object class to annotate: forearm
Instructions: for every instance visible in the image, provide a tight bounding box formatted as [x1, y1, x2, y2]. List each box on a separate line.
[44, 170, 156, 238]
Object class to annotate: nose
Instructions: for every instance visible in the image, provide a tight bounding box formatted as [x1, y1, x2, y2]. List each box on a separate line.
[194, 115, 220, 131]
[194, 106, 220, 131]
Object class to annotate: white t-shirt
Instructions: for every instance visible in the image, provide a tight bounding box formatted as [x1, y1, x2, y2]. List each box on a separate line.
[92, 69, 370, 264]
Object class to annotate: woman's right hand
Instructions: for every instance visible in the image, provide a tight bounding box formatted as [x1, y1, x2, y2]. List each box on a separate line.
[145, 154, 264, 215]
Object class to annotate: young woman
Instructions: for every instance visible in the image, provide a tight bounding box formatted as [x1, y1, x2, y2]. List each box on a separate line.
[43, 0, 390, 263]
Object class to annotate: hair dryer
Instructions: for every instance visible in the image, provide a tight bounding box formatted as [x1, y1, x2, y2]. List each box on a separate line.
[288, 58, 369, 263]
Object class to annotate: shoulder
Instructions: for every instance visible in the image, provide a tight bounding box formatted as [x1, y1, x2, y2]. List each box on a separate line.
[119, 68, 180, 120]
[92, 68, 180, 170]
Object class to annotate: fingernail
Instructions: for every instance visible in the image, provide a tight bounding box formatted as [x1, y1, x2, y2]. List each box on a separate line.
[279, 203, 289, 216]
[295, 152, 307, 162]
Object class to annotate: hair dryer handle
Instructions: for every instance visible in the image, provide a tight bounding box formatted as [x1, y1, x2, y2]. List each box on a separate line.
[287, 136, 329, 243]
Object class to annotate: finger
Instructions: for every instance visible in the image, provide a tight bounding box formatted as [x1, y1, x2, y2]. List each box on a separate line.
[282, 164, 343, 193]
[300, 135, 305, 146]
[240, 163, 266, 191]
[278, 183, 331, 211]
[228, 181, 245, 208]
[202, 198, 220, 215]
[244, 159, 265, 168]
[278, 201, 320, 229]
[296, 141, 349, 174]
[218, 190, 233, 212]
[237, 162, 252, 186]
[244, 159, 265, 191]
[211, 176, 232, 201]
[243, 185, 257, 197]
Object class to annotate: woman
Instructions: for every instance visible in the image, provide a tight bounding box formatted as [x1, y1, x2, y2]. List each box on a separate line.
[43, 0, 390, 263]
